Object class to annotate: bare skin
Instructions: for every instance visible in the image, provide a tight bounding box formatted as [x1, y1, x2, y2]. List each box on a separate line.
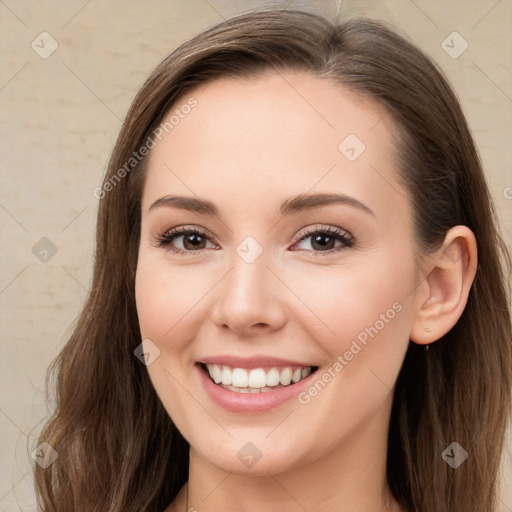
[135, 71, 477, 512]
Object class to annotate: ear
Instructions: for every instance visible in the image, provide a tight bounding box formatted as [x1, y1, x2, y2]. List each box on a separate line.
[410, 225, 478, 345]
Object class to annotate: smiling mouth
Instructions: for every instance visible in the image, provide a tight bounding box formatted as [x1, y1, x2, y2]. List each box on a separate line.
[199, 363, 319, 393]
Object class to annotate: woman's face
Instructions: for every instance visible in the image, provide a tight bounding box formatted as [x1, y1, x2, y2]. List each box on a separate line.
[135, 71, 424, 475]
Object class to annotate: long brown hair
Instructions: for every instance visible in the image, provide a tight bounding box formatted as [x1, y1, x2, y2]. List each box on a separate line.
[33, 9, 512, 512]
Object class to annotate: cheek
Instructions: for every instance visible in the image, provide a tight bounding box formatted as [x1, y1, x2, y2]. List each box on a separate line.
[287, 254, 416, 373]
[135, 254, 208, 349]
[283, 257, 416, 448]
[134, 256, 206, 435]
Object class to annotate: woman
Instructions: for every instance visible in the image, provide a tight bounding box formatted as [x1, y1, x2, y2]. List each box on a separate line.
[34, 8, 512, 512]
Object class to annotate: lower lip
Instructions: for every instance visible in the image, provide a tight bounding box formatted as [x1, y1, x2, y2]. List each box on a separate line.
[196, 364, 317, 413]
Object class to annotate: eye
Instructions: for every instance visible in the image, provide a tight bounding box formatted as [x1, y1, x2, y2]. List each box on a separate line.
[154, 224, 354, 256]
[290, 224, 354, 255]
[154, 226, 217, 255]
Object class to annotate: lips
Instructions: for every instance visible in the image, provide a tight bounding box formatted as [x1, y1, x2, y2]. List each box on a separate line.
[196, 355, 319, 412]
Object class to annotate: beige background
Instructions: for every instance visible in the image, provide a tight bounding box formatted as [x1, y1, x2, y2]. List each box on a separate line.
[0, 0, 511, 510]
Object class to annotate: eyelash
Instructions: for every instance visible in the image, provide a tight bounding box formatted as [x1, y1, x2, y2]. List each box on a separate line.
[154, 224, 354, 257]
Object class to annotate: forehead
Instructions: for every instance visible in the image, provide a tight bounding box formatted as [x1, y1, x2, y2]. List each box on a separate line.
[142, 71, 409, 225]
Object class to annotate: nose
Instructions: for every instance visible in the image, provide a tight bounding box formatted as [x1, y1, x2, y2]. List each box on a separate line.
[211, 250, 287, 338]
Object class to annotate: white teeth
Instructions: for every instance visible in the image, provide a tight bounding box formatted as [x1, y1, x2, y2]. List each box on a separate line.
[248, 368, 267, 388]
[266, 368, 280, 386]
[231, 368, 249, 388]
[221, 366, 233, 385]
[211, 364, 222, 384]
[205, 364, 314, 391]
[279, 367, 293, 386]
[223, 384, 277, 393]
[292, 368, 302, 383]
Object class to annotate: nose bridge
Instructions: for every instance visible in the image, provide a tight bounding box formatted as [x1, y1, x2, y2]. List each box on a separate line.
[212, 236, 286, 334]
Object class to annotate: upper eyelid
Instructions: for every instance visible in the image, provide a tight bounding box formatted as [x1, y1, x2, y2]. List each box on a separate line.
[159, 224, 351, 238]
[160, 225, 216, 240]
[294, 224, 352, 241]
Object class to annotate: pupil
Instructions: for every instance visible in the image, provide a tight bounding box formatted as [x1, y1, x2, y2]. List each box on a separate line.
[313, 234, 333, 250]
[184, 234, 204, 249]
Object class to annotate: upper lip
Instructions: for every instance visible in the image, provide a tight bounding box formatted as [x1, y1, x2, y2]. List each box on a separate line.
[198, 355, 316, 369]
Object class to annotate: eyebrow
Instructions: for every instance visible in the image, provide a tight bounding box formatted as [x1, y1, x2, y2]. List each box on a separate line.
[148, 192, 375, 217]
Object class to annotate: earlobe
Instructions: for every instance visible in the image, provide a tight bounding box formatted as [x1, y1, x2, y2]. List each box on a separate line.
[410, 226, 478, 345]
